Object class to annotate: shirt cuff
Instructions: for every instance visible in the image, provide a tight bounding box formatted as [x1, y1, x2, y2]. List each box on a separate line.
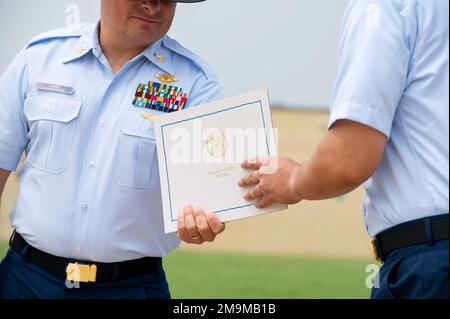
[0, 147, 23, 172]
[328, 100, 394, 139]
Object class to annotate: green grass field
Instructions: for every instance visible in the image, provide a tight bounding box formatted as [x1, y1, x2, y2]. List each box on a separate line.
[0, 241, 372, 299]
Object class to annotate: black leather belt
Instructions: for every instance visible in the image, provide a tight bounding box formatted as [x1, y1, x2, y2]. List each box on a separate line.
[372, 214, 449, 262]
[10, 231, 162, 283]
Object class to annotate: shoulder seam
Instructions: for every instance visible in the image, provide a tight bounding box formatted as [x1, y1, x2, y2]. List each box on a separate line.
[163, 36, 217, 81]
[26, 24, 87, 49]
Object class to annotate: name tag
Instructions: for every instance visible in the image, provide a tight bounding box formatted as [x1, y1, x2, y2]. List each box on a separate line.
[36, 82, 75, 95]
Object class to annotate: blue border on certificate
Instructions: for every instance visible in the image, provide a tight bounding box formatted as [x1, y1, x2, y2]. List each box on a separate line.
[161, 100, 271, 222]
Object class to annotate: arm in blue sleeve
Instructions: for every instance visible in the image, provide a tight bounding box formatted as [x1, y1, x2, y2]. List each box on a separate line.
[329, 0, 414, 138]
[0, 48, 29, 171]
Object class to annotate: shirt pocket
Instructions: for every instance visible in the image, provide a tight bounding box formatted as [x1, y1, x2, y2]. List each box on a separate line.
[113, 112, 158, 189]
[24, 94, 82, 174]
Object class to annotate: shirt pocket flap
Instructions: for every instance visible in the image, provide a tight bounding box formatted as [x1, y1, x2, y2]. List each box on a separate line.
[24, 95, 82, 123]
[119, 110, 156, 140]
[121, 129, 155, 140]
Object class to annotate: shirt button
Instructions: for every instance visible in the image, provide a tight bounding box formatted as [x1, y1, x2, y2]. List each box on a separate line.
[81, 203, 88, 212]
[88, 161, 96, 169]
[76, 245, 83, 254]
[99, 120, 106, 128]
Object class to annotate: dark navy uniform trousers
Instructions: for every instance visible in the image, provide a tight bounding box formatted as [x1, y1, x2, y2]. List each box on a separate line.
[0, 248, 171, 299]
[372, 239, 449, 299]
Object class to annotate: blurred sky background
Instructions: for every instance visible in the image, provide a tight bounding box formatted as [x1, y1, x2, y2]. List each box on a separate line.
[0, 0, 350, 109]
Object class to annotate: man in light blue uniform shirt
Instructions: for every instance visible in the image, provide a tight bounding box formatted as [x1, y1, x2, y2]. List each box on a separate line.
[0, 0, 225, 299]
[239, 0, 448, 298]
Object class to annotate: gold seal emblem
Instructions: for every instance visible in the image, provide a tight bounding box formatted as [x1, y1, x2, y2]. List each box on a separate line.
[156, 73, 178, 84]
[204, 130, 227, 159]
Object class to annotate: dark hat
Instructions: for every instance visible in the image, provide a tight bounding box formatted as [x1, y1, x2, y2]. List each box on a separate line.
[168, 0, 206, 2]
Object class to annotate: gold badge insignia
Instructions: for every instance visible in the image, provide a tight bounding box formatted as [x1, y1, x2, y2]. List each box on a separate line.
[156, 73, 178, 84]
[140, 112, 158, 123]
[75, 43, 87, 55]
[154, 53, 165, 62]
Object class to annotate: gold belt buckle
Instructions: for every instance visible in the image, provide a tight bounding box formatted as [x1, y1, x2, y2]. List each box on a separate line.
[66, 263, 97, 283]
[371, 239, 382, 263]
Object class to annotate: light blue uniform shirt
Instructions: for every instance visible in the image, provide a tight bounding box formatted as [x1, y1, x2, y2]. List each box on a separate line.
[0, 23, 222, 262]
[329, 0, 449, 237]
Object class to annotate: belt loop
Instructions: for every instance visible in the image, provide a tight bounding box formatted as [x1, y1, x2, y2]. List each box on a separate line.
[424, 217, 434, 246]
[9, 229, 16, 247]
[20, 243, 30, 260]
[112, 264, 119, 282]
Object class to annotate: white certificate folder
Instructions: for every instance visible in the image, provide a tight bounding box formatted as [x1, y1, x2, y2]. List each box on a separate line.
[154, 89, 288, 233]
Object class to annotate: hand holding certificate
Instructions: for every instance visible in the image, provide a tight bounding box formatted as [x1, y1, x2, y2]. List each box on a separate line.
[154, 89, 288, 235]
